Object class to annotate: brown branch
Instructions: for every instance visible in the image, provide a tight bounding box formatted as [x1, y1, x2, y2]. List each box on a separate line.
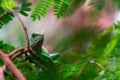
[0, 50, 26, 80]
[14, 12, 30, 59]
[15, 13, 30, 49]
[9, 48, 24, 58]
[2, 51, 24, 80]
[11, 50, 25, 60]
[0, 66, 5, 80]
[0, 48, 28, 80]
[11, 51, 23, 60]
[8, 9, 30, 49]
[10, 48, 28, 60]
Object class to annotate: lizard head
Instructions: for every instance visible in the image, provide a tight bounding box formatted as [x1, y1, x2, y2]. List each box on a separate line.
[30, 32, 44, 51]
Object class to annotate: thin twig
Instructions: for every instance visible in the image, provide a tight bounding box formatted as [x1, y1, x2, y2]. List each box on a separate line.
[9, 48, 24, 58]
[8, 48, 28, 60]
[0, 50, 26, 80]
[8, 9, 30, 60]
[11, 50, 26, 60]
[15, 13, 30, 49]
[8, 9, 30, 49]
[14, 12, 30, 59]
[96, 62, 105, 70]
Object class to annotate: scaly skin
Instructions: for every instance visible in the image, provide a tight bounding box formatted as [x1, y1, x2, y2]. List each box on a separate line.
[29, 33, 59, 71]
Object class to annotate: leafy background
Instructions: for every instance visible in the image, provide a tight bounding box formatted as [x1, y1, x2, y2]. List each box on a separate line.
[1, 0, 120, 80]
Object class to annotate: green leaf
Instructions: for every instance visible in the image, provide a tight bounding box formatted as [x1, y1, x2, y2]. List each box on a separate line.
[19, 0, 32, 17]
[20, 10, 28, 16]
[0, 7, 14, 28]
[22, 2, 32, 7]
[21, 8, 31, 11]
[54, 0, 85, 18]
[0, 40, 15, 53]
[1, 0, 17, 9]
[31, 0, 54, 21]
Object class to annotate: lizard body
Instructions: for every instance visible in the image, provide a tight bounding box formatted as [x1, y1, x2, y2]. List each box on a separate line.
[29, 33, 59, 71]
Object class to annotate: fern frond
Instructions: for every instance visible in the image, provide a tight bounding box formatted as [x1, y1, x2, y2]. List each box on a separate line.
[0, 7, 14, 28]
[31, 0, 54, 21]
[53, 0, 85, 18]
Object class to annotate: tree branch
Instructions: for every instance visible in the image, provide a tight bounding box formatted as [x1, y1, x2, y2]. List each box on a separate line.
[0, 50, 26, 80]
[0, 48, 28, 80]
[14, 12, 30, 49]
[8, 48, 28, 60]
[9, 48, 24, 58]
[0, 66, 5, 80]
[8, 9, 30, 49]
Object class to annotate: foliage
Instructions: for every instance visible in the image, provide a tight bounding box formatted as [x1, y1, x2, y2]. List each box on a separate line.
[0, 0, 120, 80]
[0, 0, 16, 9]
[0, 0, 120, 26]
[30, 0, 120, 20]
[90, 0, 106, 13]
[0, 0, 16, 28]
[0, 40, 15, 66]
[54, 22, 120, 80]
[94, 22, 120, 80]
[31, 0, 54, 20]
[0, 7, 14, 28]
[112, 0, 120, 9]
[0, 0, 31, 28]
[19, 0, 32, 16]
[0, 40, 15, 53]
[53, 0, 85, 18]
[31, 0, 85, 20]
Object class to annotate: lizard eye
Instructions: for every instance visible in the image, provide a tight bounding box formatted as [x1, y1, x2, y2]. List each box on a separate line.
[32, 34, 35, 38]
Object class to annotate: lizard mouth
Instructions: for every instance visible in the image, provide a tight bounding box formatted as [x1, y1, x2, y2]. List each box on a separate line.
[31, 36, 43, 44]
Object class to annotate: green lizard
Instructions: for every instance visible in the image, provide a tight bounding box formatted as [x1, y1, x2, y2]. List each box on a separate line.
[28, 32, 59, 71]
